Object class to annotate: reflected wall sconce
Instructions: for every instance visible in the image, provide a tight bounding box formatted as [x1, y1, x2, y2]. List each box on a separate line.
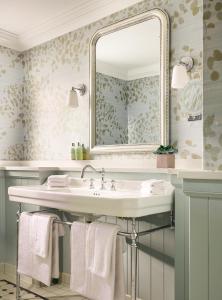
[171, 57, 194, 89]
[68, 84, 86, 108]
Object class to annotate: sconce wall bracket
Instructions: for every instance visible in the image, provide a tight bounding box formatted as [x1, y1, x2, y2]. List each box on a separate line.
[179, 56, 194, 71]
[72, 84, 86, 96]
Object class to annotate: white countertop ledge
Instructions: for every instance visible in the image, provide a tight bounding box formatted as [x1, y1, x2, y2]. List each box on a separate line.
[0, 160, 221, 180]
[0, 159, 203, 173]
[178, 170, 222, 180]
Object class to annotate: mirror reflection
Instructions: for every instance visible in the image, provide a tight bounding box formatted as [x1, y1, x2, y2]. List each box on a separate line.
[95, 18, 161, 146]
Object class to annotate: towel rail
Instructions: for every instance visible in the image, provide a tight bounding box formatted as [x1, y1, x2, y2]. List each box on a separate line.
[15, 204, 174, 300]
[53, 219, 172, 237]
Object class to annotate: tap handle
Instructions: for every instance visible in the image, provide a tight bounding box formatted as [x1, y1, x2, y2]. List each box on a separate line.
[110, 180, 116, 191]
[101, 168, 105, 176]
[90, 178, 95, 189]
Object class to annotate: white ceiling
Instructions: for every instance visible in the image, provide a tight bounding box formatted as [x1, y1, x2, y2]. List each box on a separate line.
[96, 19, 160, 80]
[0, 0, 79, 35]
[0, 0, 141, 51]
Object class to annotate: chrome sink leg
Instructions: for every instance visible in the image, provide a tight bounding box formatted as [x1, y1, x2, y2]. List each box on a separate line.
[131, 218, 138, 300]
[16, 203, 22, 300]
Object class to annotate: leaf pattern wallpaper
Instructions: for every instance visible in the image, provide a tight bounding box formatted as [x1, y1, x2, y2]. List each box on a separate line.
[0, 46, 24, 160]
[96, 72, 128, 145]
[96, 72, 160, 145]
[0, 0, 208, 165]
[127, 76, 160, 144]
[203, 0, 222, 170]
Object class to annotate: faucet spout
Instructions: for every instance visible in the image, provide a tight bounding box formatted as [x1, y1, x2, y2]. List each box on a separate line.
[80, 164, 98, 178]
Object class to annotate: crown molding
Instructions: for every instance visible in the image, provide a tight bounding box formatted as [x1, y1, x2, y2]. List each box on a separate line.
[0, 29, 21, 51]
[97, 60, 159, 81]
[0, 0, 141, 51]
[127, 64, 160, 80]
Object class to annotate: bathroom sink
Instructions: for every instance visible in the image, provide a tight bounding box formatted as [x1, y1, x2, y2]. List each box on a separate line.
[8, 179, 174, 218]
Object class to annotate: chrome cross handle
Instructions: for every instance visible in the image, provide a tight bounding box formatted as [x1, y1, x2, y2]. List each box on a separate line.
[89, 178, 95, 189]
[100, 168, 106, 190]
[110, 180, 116, 191]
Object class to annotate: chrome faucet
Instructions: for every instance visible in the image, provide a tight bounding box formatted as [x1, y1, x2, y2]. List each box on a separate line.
[80, 164, 98, 178]
[80, 164, 106, 190]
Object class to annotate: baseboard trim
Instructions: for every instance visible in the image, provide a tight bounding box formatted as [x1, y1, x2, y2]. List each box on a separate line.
[0, 263, 32, 285]
[126, 296, 142, 300]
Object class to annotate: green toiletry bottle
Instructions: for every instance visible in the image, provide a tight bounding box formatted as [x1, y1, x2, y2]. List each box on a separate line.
[71, 143, 76, 160]
[76, 142, 83, 160]
[82, 144, 87, 160]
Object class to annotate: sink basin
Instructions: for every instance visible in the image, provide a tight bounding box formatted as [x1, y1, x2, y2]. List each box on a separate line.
[8, 178, 174, 218]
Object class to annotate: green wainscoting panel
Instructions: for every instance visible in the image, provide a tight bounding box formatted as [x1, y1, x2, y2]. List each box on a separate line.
[183, 179, 222, 196]
[209, 198, 222, 300]
[175, 182, 187, 300]
[5, 177, 21, 265]
[189, 196, 209, 300]
[183, 178, 222, 300]
[0, 172, 5, 262]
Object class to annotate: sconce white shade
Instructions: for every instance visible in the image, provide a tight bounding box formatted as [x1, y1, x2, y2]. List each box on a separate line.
[171, 64, 190, 89]
[68, 88, 78, 108]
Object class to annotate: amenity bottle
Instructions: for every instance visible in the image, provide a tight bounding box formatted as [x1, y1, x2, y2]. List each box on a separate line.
[71, 143, 76, 160]
[76, 142, 83, 160]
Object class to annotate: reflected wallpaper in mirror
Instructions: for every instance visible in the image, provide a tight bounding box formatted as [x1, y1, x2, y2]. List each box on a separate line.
[95, 18, 161, 146]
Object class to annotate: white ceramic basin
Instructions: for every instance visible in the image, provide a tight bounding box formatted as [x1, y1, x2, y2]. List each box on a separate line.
[8, 178, 174, 218]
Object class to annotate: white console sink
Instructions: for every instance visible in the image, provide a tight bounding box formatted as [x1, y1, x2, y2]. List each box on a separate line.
[8, 178, 174, 218]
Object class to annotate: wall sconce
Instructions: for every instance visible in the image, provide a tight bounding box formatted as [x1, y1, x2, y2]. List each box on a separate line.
[171, 57, 194, 89]
[68, 84, 86, 108]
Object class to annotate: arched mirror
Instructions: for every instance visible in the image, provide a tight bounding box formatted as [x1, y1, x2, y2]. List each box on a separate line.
[90, 9, 170, 153]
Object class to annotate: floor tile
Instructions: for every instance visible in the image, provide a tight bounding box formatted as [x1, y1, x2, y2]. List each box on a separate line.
[0, 274, 85, 300]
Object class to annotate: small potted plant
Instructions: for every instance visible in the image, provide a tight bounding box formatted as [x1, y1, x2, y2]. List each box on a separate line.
[153, 145, 178, 168]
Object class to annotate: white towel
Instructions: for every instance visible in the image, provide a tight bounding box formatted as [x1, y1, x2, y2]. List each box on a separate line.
[48, 174, 69, 187]
[86, 222, 120, 278]
[70, 222, 89, 296]
[70, 222, 125, 300]
[141, 187, 166, 195]
[32, 214, 52, 258]
[141, 180, 169, 195]
[52, 221, 65, 278]
[18, 213, 33, 278]
[18, 212, 64, 286]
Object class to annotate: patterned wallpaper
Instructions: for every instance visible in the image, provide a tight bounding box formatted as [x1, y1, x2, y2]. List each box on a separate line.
[96, 72, 128, 145]
[203, 0, 222, 170]
[127, 76, 160, 144]
[0, 0, 204, 162]
[96, 73, 160, 145]
[0, 46, 24, 160]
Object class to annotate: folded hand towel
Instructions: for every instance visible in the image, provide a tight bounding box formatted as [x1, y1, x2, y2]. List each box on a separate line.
[31, 213, 64, 285]
[70, 221, 125, 300]
[18, 212, 33, 278]
[32, 214, 52, 258]
[48, 175, 69, 187]
[140, 180, 170, 196]
[70, 222, 89, 296]
[18, 212, 64, 286]
[86, 222, 120, 279]
[141, 187, 166, 195]
[48, 175, 68, 181]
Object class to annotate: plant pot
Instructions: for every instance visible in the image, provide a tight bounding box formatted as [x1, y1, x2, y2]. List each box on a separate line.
[156, 154, 175, 168]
